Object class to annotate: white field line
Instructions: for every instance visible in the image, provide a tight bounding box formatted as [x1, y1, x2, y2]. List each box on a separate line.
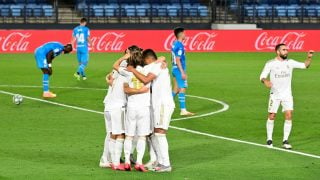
[0, 84, 229, 121]
[1, 90, 319, 159]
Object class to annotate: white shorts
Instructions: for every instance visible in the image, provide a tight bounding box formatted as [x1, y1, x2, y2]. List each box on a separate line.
[105, 107, 126, 135]
[268, 95, 293, 113]
[152, 105, 174, 130]
[125, 106, 151, 136]
[104, 112, 112, 134]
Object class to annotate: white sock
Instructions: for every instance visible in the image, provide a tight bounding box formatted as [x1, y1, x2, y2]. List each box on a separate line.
[131, 136, 138, 154]
[155, 133, 170, 166]
[283, 120, 292, 141]
[148, 137, 157, 162]
[266, 119, 274, 141]
[124, 136, 133, 164]
[136, 136, 146, 165]
[151, 134, 163, 165]
[102, 133, 111, 163]
[109, 138, 116, 163]
[113, 138, 124, 166]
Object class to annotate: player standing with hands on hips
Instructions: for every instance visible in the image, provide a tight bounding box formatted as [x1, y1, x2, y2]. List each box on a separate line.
[71, 17, 92, 81]
[260, 43, 314, 149]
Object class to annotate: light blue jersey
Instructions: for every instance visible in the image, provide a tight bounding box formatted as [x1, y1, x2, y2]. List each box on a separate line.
[73, 25, 90, 51]
[171, 40, 186, 70]
[73, 25, 90, 78]
[34, 41, 64, 69]
[171, 40, 187, 88]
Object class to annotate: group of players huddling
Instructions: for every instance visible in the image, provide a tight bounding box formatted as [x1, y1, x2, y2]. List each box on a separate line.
[33, 17, 315, 173]
[98, 27, 195, 172]
[34, 18, 194, 172]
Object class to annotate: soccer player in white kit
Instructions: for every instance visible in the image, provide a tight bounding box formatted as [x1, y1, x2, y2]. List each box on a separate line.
[126, 49, 175, 172]
[114, 46, 151, 172]
[99, 54, 130, 171]
[259, 43, 314, 149]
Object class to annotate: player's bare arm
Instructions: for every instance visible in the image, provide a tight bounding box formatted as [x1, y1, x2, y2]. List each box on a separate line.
[261, 78, 272, 88]
[123, 83, 149, 95]
[126, 65, 156, 84]
[113, 53, 130, 71]
[305, 50, 314, 68]
[105, 72, 113, 86]
[70, 36, 76, 48]
[176, 56, 186, 80]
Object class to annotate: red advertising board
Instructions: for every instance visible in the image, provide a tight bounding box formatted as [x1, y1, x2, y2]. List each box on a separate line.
[0, 30, 317, 53]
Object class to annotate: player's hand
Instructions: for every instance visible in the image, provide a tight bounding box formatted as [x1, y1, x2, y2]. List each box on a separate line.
[106, 74, 113, 86]
[157, 56, 166, 62]
[139, 86, 149, 93]
[181, 73, 187, 80]
[307, 50, 314, 58]
[161, 61, 167, 69]
[263, 80, 272, 88]
[126, 65, 134, 72]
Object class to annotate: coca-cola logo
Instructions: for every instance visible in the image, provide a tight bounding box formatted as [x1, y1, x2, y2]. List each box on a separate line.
[164, 32, 217, 51]
[91, 32, 125, 51]
[255, 32, 305, 50]
[0, 32, 31, 52]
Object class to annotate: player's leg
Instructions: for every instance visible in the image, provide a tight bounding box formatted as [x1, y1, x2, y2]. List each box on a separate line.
[154, 105, 174, 172]
[172, 77, 179, 97]
[134, 107, 150, 172]
[74, 50, 82, 80]
[123, 107, 137, 171]
[281, 98, 294, 149]
[100, 111, 113, 168]
[266, 97, 280, 147]
[41, 68, 56, 98]
[173, 69, 194, 116]
[78, 50, 89, 80]
[111, 108, 126, 170]
[130, 135, 137, 165]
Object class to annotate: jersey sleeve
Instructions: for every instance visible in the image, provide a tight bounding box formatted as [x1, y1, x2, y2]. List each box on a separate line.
[173, 43, 183, 58]
[149, 63, 162, 77]
[259, 62, 271, 80]
[118, 67, 131, 77]
[289, 59, 306, 69]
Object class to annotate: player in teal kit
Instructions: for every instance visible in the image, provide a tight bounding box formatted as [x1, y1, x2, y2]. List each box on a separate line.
[171, 27, 194, 116]
[34, 42, 72, 98]
[72, 18, 91, 80]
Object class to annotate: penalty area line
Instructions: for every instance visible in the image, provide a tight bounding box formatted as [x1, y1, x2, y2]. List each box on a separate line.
[1, 90, 319, 160]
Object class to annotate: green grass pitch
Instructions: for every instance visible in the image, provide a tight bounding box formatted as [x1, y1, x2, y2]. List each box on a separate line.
[0, 52, 319, 179]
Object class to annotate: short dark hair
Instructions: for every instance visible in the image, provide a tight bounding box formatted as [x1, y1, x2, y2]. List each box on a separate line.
[174, 27, 184, 38]
[64, 44, 73, 54]
[80, 18, 87, 23]
[275, 43, 286, 51]
[142, 49, 157, 60]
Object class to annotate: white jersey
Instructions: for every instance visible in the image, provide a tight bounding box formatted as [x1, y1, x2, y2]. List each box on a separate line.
[259, 58, 306, 99]
[103, 60, 128, 111]
[120, 65, 151, 108]
[103, 70, 127, 111]
[148, 62, 175, 108]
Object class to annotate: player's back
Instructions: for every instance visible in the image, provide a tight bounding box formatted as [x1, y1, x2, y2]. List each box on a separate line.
[37, 41, 64, 55]
[171, 40, 186, 70]
[151, 63, 175, 108]
[73, 25, 89, 49]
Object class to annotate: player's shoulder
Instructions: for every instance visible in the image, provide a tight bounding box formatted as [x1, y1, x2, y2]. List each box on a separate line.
[265, 58, 277, 65]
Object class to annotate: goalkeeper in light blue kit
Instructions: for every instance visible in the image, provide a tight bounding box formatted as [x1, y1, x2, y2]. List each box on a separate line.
[72, 17, 91, 80]
[171, 27, 194, 116]
[34, 42, 72, 98]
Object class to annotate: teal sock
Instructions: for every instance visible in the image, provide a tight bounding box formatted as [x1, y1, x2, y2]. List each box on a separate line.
[43, 74, 49, 92]
[178, 93, 186, 109]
